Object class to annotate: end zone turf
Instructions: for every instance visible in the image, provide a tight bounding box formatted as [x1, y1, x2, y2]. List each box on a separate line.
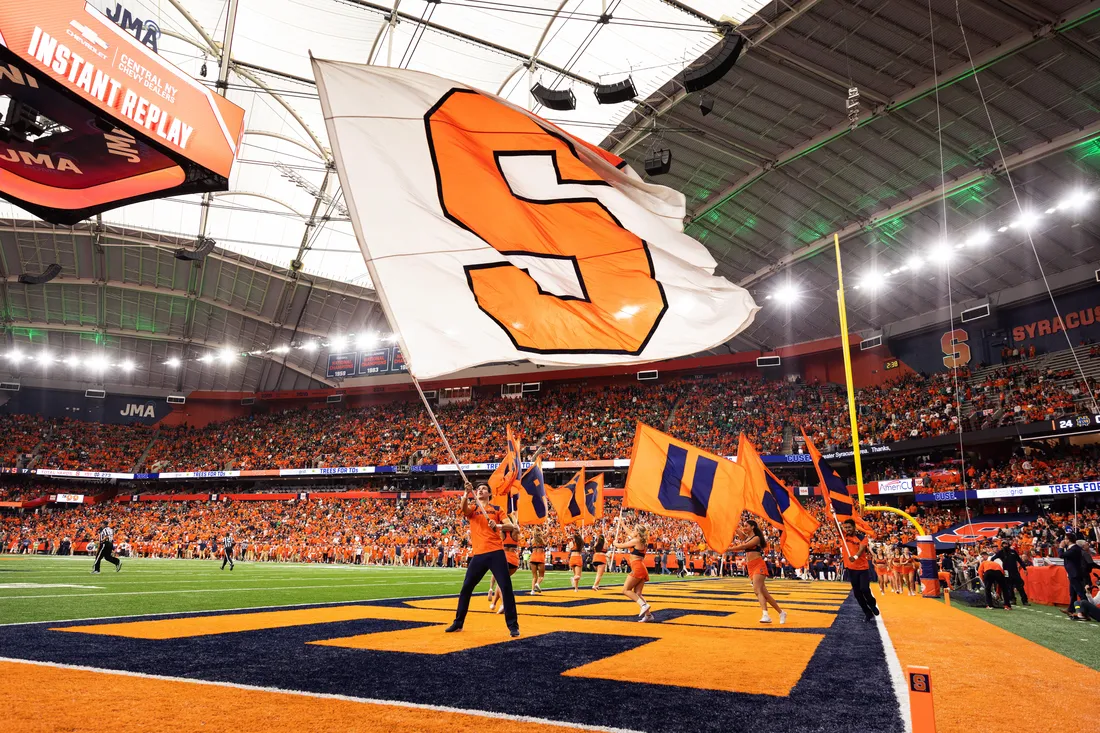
[0, 559, 905, 733]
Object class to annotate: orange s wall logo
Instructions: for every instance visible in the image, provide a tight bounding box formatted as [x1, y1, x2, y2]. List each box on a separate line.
[941, 329, 971, 368]
[425, 89, 666, 355]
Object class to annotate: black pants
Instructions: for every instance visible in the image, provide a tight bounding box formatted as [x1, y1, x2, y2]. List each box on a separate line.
[93, 541, 119, 571]
[848, 569, 878, 618]
[984, 570, 1008, 607]
[1068, 576, 1088, 611]
[453, 550, 518, 631]
[1004, 573, 1028, 605]
[222, 547, 235, 569]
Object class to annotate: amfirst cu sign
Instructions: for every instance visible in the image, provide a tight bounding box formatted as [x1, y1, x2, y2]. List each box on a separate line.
[0, 0, 244, 223]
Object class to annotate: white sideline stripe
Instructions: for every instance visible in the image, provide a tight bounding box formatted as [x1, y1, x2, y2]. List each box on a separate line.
[875, 614, 912, 733]
[0, 657, 641, 733]
[0, 579, 502, 600]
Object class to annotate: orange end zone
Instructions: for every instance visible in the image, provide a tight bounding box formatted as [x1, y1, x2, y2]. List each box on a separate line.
[0, 660, 608, 733]
[880, 593, 1100, 733]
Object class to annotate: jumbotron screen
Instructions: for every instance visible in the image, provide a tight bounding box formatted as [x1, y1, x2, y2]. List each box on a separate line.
[0, 0, 244, 224]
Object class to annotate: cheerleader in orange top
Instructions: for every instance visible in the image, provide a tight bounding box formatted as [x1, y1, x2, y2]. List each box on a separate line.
[900, 549, 918, 596]
[490, 513, 522, 614]
[568, 531, 585, 592]
[591, 533, 608, 591]
[613, 523, 653, 622]
[528, 526, 547, 595]
[890, 551, 906, 594]
[873, 547, 890, 597]
[729, 519, 786, 624]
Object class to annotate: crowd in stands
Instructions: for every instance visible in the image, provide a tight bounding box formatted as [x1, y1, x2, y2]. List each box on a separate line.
[0, 414, 48, 467]
[0, 360, 1088, 475]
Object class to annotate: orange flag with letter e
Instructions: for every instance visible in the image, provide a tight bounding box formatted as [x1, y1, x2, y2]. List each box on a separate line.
[623, 423, 746, 552]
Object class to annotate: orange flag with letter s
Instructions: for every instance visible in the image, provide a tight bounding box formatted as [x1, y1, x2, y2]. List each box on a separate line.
[623, 423, 746, 552]
[547, 468, 584, 526]
[737, 433, 819, 567]
[802, 429, 874, 537]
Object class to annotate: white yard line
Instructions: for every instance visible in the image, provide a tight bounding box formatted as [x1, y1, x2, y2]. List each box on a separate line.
[875, 614, 912, 733]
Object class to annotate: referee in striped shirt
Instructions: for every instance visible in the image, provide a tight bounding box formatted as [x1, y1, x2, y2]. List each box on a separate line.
[91, 523, 121, 574]
[221, 531, 235, 571]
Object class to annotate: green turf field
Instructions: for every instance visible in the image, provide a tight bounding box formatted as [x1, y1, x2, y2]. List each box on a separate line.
[0, 555, 666, 625]
[956, 601, 1100, 671]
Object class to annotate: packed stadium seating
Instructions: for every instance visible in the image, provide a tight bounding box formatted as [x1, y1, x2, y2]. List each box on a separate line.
[1, 361, 1087, 474]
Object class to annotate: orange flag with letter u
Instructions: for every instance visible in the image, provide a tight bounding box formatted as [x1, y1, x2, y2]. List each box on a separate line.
[624, 423, 746, 552]
[547, 468, 584, 526]
[312, 59, 758, 379]
[737, 433, 819, 567]
[581, 472, 604, 523]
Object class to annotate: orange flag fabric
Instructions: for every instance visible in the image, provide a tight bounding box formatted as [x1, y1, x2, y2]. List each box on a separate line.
[547, 468, 584, 526]
[516, 458, 549, 525]
[488, 425, 522, 499]
[581, 472, 605, 523]
[623, 423, 746, 552]
[802, 430, 874, 536]
[737, 433, 819, 567]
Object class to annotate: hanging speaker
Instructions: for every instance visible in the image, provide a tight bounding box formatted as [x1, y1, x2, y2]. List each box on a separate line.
[699, 94, 714, 116]
[18, 263, 63, 285]
[594, 77, 637, 105]
[531, 83, 576, 111]
[175, 236, 217, 262]
[644, 149, 672, 176]
[682, 32, 746, 93]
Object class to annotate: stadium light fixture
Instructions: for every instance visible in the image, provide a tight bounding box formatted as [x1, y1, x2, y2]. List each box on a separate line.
[65, 355, 80, 368]
[198, 354, 213, 364]
[929, 242, 954, 264]
[907, 255, 924, 271]
[120, 360, 135, 372]
[219, 349, 236, 363]
[272, 345, 290, 355]
[330, 335, 349, 350]
[773, 285, 800, 304]
[303, 341, 319, 352]
[1010, 210, 1041, 230]
[88, 356, 108, 371]
[357, 333, 377, 350]
[7, 350, 23, 363]
[1059, 190, 1091, 211]
[166, 358, 181, 368]
[965, 230, 991, 248]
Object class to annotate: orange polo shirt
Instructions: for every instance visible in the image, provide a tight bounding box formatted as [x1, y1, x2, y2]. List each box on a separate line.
[841, 534, 870, 570]
[463, 504, 504, 555]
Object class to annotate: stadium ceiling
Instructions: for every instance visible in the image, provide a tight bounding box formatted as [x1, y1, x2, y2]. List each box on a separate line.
[2, 0, 1100, 390]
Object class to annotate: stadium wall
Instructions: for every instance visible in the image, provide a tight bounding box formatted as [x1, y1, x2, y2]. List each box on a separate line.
[890, 283, 1100, 374]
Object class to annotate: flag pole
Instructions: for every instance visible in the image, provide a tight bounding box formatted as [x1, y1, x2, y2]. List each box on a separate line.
[833, 234, 925, 536]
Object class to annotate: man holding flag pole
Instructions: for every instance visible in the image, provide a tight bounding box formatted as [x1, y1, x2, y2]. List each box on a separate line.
[803, 430, 879, 622]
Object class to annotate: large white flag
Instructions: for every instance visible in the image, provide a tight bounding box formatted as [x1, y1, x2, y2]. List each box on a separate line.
[313, 59, 758, 379]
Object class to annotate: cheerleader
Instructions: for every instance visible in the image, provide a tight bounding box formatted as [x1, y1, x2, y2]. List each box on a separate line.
[729, 519, 786, 624]
[591, 532, 608, 590]
[613, 523, 653, 622]
[490, 513, 522, 613]
[890, 550, 906, 594]
[528, 526, 547, 595]
[568, 530, 585, 592]
[873, 546, 890, 597]
[901, 549, 918, 596]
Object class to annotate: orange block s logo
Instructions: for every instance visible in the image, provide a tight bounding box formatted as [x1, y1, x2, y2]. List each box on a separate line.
[940, 329, 970, 369]
[425, 90, 666, 355]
